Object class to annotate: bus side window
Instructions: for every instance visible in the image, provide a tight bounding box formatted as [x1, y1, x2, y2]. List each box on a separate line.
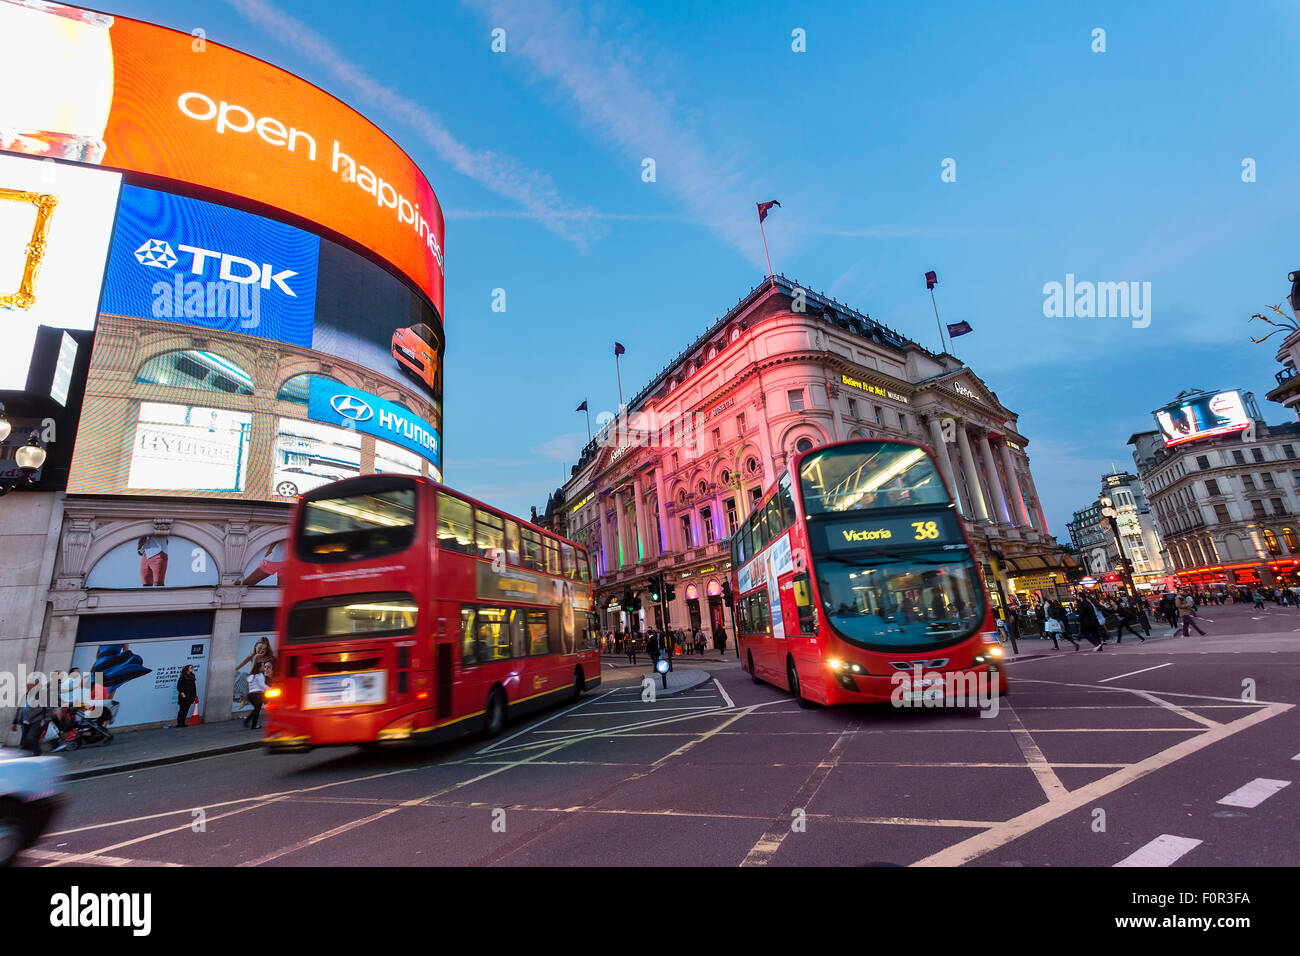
[438, 493, 475, 555]
[544, 541, 562, 576]
[561, 542, 577, 579]
[475, 509, 505, 560]
[509, 609, 528, 658]
[504, 519, 521, 566]
[520, 528, 543, 570]
[776, 474, 796, 530]
[476, 607, 510, 662]
[461, 607, 478, 665]
[577, 551, 591, 583]
[527, 610, 550, 655]
[793, 572, 817, 635]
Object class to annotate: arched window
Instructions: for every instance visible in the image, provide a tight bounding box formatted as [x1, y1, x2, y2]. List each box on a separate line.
[1285, 528, 1299, 552]
[697, 479, 708, 496]
[1264, 529, 1281, 555]
[745, 456, 759, 476]
[277, 373, 342, 406]
[795, 437, 814, 454]
[136, 349, 252, 396]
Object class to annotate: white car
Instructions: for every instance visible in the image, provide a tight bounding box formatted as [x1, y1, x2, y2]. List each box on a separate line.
[272, 464, 358, 499]
[0, 753, 65, 866]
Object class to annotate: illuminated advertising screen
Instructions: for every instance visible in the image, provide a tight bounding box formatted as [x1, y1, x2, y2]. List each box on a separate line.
[0, 0, 445, 321]
[305, 376, 440, 471]
[101, 185, 320, 345]
[126, 402, 253, 493]
[0, 151, 120, 390]
[272, 418, 362, 499]
[1154, 390, 1250, 447]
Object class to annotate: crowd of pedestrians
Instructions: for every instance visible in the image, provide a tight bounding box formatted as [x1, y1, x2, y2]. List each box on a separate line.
[600, 626, 728, 662]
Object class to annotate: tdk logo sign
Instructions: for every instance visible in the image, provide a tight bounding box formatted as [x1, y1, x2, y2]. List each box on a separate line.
[330, 394, 373, 421]
[133, 238, 299, 296]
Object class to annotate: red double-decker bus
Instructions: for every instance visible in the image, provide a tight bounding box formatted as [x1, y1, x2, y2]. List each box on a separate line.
[264, 474, 601, 752]
[732, 438, 1006, 706]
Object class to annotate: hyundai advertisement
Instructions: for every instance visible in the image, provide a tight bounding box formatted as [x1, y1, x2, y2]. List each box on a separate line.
[306, 377, 441, 472]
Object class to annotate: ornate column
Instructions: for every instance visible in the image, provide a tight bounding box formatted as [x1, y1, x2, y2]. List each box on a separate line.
[1022, 466, 1050, 533]
[613, 490, 627, 570]
[633, 477, 648, 563]
[927, 416, 959, 505]
[955, 424, 990, 522]
[826, 379, 845, 443]
[654, 466, 671, 555]
[978, 432, 1011, 524]
[597, 498, 610, 576]
[999, 442, 1032, 526]
[755, 393, 776, 487]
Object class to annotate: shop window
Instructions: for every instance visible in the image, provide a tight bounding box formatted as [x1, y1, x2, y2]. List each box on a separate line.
[1264, 530, 1281, 555]
[1284, 528, 1299, 552]
[138, 349, 253, 396]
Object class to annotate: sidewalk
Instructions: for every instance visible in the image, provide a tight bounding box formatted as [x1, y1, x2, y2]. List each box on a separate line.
[602, 666, 713, 696]
[2, 718, 262, 782]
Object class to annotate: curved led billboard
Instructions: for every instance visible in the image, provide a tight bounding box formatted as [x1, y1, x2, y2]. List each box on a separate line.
[1154, 390, 1250, 447]
[0, 0, 445, 321]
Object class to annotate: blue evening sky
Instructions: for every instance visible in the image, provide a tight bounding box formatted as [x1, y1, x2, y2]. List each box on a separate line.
[109, 0, 1300, 538]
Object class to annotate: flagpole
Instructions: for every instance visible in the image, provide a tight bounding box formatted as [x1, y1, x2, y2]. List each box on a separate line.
[759, 218, 774, 280]
[615, 354, 624, 412]
[585, 402, 592, 441]
[930, 288, 948, 354]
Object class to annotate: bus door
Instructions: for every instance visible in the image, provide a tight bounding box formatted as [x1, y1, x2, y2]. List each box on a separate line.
[435, 615, 453, 720]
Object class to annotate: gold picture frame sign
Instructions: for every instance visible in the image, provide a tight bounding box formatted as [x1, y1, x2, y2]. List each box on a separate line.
[0, 187, 58, 310]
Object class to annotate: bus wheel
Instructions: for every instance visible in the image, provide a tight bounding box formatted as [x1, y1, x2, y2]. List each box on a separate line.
[748, 652, 760, 684]
[482, 689, 507, 739]
[571, 669, 584, 700]
[788, 659, 810, 709]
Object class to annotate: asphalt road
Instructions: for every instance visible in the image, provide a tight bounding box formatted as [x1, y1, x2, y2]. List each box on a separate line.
[22, 605, 1299, 867]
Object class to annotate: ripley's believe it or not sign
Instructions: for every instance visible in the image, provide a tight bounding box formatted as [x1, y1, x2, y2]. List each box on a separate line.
[1, 0, 446, 499]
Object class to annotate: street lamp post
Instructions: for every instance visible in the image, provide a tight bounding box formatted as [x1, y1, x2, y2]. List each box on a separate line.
[980, 529, 1019, 655]
[0, 403, 47, 496]
[1099, 496, 1140, 606]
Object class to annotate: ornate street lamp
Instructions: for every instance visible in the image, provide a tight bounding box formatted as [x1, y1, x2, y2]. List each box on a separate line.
[0, 408, 47, 495]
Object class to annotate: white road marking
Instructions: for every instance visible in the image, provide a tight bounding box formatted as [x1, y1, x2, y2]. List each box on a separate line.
[1002, 704, 1066, 802]
[1098, 663, 1173, 683]
[1217, 778, 1291, 808]
[1293, 752, 1300, 761]
[714, 678, 734, 709]
[476, 687, 619, 755]
[912, 701, 1291, 867]
[1114, 835, 1203, 868]
[25, 848, 184, 867]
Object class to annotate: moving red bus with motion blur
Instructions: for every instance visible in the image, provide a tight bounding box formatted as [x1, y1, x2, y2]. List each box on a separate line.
[731, 438, 1006, 706]
[264, 475, 601, 752]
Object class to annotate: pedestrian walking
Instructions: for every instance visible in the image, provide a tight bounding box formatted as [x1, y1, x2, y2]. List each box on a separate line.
[11, 678, 51, 756]
[1178, 591, 1206, 636]
[244, 662, 270, 730]
[1075, 595, 1108, 651]
[1114, 601, 1147, 643]
[175, 664, 198, 727]
[1044, 599, 1079, 651]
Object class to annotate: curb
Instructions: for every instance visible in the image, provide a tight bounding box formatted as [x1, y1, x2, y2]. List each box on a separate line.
[61, 740, 263, 781]
[603, 668, 712, 697]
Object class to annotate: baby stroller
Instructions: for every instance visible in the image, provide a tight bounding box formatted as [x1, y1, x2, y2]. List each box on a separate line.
[52, 699, 120, 751]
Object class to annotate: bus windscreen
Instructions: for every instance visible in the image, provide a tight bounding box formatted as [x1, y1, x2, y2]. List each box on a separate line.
[298, 484, 417, 562]
[799, 443, 949, 514]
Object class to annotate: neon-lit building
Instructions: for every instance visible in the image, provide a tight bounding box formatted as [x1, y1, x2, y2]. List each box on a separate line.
[540, 276, 1074, 635]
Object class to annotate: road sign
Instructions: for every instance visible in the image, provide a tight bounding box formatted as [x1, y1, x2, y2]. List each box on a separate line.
[1079, 576, 1098, 588]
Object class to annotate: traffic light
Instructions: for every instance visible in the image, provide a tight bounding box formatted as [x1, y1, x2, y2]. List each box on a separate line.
[664, 581, 676, 601]
[621, 586, 634, 612]
[633, 596, 642, 612]
[721, 580, 735, 608]
[648, 574, 662, 603]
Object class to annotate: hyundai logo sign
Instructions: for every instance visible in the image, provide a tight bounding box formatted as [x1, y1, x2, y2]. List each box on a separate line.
[330, 394, 373, 421]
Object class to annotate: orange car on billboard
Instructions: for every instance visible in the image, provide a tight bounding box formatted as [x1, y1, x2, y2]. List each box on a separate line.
[392, 322, 441, 392]
[0, 0, 445, 321]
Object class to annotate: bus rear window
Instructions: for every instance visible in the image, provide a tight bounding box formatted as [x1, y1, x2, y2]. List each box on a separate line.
[800, 442, 949, 514]
[298, 486, 417, 561]
[286, 592, 417, 643]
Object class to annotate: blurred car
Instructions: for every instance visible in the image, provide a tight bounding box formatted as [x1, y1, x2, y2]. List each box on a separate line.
[392, 322, 440, 391]
[272, 463, 359, 499]
[0, 754, 64, 866]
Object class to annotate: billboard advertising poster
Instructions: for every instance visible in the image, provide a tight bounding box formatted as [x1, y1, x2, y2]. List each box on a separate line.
[0, 0, 444, 320]
[0, 151, 120, 390]
[272, 417, 362, 499]
[233, 633, 274, 713]
[70, 638, 209, 727]
[307, 376, 440, 472]
[100, 185, 320, 346]
[127, 402, 253, 492]
[84, 536, 220, 589]
[1155, 390, 1250, 447]
[239, 541, 287, 588]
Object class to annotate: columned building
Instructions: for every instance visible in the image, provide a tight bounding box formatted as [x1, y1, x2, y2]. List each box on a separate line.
[1129, 421, 1300, 589]
[541, 276, 1073, 634]
[1069, 473, 1169, 590]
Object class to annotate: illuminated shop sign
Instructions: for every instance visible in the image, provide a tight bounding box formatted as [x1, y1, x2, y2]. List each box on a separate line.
[840, 373, 909, 404]
[306, 377, 440, 469]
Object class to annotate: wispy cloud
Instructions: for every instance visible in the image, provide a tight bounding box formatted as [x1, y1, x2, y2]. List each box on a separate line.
[531, 432, 587, 462]
[459, 0, 773, 270]
[222, 0, 602, 246]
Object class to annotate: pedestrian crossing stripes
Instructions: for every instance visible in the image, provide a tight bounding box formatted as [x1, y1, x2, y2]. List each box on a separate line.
[1216, 778, 1291, 808]
[1114, 834, 1203, 867]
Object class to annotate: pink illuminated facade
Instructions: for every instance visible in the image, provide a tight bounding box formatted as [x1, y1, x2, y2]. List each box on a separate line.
[540, 276, 1072, 635]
